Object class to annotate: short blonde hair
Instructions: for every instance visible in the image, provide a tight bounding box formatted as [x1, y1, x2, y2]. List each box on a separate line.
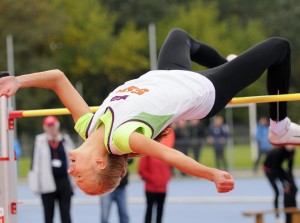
[80, 154, 128, 195]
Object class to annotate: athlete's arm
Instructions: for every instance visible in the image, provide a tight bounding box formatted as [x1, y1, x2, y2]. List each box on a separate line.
[0, 69, 91, 122]
[129, 132, 234, 193]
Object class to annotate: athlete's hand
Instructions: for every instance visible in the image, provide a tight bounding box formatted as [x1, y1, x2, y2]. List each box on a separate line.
[0, 76, 20, 98]
[213, 170, 234, 193]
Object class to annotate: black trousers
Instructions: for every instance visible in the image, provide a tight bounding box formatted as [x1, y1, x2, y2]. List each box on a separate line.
[157, 28, 291, 121]
[264, 171, 297, 223]
[264, 171, 281, 214]
[213, 144, 228, 171]
[41, 176, 73, 223]
[284, 187, 297, 223]
[145, 192, 166, 223]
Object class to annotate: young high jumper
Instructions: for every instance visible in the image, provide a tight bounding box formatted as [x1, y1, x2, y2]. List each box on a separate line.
[0, 28, 299, 195]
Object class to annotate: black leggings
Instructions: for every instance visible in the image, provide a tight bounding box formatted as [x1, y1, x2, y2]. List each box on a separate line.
[157, 28, 291, 121]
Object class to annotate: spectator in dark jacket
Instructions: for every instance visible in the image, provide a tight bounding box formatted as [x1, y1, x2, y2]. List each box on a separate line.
[186, 119, 206, 162]
[207, 115, 229, 171]
[263, 145, 297, 223]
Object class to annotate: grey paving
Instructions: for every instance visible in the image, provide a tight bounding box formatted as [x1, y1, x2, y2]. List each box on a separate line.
[15, 172, 300, 223]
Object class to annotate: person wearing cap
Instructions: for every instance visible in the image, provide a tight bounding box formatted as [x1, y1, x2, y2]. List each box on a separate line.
[28, 116, 75, 223]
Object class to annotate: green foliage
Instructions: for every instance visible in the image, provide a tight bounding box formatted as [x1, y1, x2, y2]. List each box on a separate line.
[0, 0, 64, 72]
[52, 0, 114, 78]
[102, 23, 149, 84]
[99, 0, 186, 30]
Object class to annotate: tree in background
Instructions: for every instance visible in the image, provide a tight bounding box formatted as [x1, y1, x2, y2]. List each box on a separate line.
[99, 0, 186, 32]
[214, 0, 300, 119]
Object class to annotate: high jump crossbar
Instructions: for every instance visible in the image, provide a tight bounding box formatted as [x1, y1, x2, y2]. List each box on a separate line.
[229, 93, 300, 105]
[9, 106, 99, 119]
[7, 93, 300, 119]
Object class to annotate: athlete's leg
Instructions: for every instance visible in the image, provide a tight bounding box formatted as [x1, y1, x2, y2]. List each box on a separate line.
[157, 28, 227, 70]
[203, 37, 291, 121]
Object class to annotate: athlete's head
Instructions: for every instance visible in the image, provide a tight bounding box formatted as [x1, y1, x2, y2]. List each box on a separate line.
[68, 125, 128, 195]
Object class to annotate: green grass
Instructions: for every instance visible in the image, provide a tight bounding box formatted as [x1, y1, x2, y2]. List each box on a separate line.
[200, 145, 253, 169]
[18, 144, 300, 178]
[19, 157, 31, 178]
[128, 144, 257, 173]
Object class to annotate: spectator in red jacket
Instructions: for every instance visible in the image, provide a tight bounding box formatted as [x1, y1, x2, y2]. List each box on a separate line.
[138, 129, 175, 223]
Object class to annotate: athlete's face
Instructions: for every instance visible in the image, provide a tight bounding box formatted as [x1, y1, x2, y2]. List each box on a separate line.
[68, 146, 93, 187]
[68, 125, 108, 194]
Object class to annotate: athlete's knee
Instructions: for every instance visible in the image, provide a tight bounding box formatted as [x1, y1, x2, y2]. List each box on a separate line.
[167, 28, 189, 41]
[266, 37, 291, 51]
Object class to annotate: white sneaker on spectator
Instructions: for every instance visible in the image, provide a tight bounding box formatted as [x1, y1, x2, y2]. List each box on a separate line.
[269, 118, 300, 146]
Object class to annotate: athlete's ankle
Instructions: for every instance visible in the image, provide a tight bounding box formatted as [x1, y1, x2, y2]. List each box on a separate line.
[269, 117, 289, 135]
